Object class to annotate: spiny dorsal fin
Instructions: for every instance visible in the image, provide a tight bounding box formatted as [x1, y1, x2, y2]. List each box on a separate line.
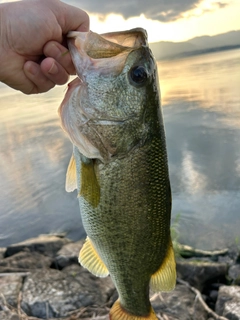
[79, 237, 109, 277]
[109, 299, 158, 320]
[79, 160, 100, 207]
[150, 240, 176, 292]
[65, 154, 77, 192]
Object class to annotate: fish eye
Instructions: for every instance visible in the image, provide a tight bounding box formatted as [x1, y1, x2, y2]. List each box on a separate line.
[129, 66, 148, 87]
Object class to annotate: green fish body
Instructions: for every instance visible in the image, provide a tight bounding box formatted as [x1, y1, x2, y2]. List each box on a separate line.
[59, 28, 176, 320]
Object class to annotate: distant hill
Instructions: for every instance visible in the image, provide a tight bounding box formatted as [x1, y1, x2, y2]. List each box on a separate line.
[149, 30, 240, 60]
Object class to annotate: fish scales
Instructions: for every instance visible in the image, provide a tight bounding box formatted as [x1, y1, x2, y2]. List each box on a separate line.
[79, 141, 170, 315]
[59, 28, 176, 320]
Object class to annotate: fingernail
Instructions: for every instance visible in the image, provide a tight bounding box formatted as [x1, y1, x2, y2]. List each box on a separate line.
[26, 63, 38, 76]
[48, 62, 58, 75]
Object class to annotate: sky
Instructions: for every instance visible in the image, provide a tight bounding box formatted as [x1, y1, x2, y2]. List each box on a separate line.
[63, 0, 240, 42]
[1, 0, 240, 42]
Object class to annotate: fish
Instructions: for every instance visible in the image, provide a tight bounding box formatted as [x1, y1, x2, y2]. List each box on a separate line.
[59, 28, 176, 320]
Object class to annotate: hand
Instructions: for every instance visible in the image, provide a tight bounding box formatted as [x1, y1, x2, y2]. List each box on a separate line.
[0, 0, 89, 94]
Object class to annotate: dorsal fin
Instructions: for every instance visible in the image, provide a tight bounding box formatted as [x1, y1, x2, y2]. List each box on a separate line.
[79, 160, 100, 207]
[65, 154, 77, 192]
[79, 237, 109, 277]
[150, 240, 176, 292]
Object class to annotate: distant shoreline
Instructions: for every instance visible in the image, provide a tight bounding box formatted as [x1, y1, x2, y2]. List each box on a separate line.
[149, 30, 240, 61]
[152, 45, 240, 61]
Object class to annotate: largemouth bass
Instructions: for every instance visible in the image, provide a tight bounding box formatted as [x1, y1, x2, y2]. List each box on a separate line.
[59, 28, 176, 320]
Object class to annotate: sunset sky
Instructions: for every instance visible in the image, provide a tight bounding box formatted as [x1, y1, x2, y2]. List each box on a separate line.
[64, 0, 240, 43]
[1, 0, 240, 43]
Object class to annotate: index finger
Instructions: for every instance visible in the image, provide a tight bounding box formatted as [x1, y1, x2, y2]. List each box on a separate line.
[52, 1, 90, 33]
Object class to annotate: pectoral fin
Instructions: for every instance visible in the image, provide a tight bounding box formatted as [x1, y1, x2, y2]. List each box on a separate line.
[79, 237, 109, 277]
[150, 240, 176, 292]
[65, 154, 77, 192]
[79, 160, 100, 207]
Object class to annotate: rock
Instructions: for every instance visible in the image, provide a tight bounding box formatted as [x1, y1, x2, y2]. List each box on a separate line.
[151, 284, 208, 320]
[21, 264, 116, 319]
[1, 235, 239, 320]
[228, 264, 240, 285]
[53, 240, 84, 269]
[0, 247, 6, 260]
[5, 234, 71, 258]
[215, 285, 240, 320]
[0, 274, 23, 308]
[0, 250, 52, 272]
[0, 311, 20, 320]
[177, 259, 228, 290]
[177, 243, 229, 259]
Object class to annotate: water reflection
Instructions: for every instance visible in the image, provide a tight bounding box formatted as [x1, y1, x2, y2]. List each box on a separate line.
[159, 49, 240, 111]
[0, 86, 83, 246]
[160, 49, 240, 249]
[0, 49, 239, 249]
[181, 150, 207, 195]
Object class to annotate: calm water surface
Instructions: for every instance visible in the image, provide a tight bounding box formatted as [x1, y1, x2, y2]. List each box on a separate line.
[0, 49, 240, 249]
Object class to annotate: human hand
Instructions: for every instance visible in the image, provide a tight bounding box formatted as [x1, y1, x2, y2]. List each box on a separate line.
[0, 0, 89, 94]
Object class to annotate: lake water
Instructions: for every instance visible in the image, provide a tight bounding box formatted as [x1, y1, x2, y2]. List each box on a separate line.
[0, 49, 240, 250]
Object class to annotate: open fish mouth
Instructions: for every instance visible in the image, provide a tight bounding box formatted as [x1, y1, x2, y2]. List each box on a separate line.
[67, 28, 149, 81]
[67, 28, 148, 58]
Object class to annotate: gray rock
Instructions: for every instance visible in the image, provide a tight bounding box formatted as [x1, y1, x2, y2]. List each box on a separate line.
[21, 264, 115, 319]
[5, 234, 71, 258]
[0, 251, 52, 272]
[0, 311, 20, 320]
[0, 274, 23, 308]
[0, 247, 6, 260]
[177, 260, 228, 290]
[228, 264, 240, 285]
[152, 284, 208, 320]
[215, 285, 240, 320]
[54, 240, 84, 269]
[68, 283, 207, 320]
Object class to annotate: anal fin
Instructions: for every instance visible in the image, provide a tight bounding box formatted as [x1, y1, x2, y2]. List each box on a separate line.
[79, 237, 109, 278]
[150, 240, 176, 292]
[110, 300, 158, 320]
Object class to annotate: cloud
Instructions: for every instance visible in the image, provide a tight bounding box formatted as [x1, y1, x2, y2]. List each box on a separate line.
[65, 0, 229, 22]
[182, 0, 229, 19]
[216, 2, 228, 9]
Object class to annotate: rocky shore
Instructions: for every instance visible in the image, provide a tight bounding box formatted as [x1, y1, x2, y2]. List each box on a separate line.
[0, 234, 239, 320]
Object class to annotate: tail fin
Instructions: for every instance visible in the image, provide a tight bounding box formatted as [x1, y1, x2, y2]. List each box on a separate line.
[110, 300, 158, 320]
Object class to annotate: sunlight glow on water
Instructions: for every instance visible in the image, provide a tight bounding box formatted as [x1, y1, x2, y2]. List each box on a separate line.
[159, 49, 240, 249]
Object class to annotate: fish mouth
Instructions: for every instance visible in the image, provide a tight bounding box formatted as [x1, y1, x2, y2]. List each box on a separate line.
[67, 28, 148, 58]
[67, 28, 148, 80]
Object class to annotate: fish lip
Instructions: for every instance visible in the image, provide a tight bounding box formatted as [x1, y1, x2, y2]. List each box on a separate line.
[67, 31, 88, 39]
[67, 28, 148, 48]
[100, 28, 148, 47]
